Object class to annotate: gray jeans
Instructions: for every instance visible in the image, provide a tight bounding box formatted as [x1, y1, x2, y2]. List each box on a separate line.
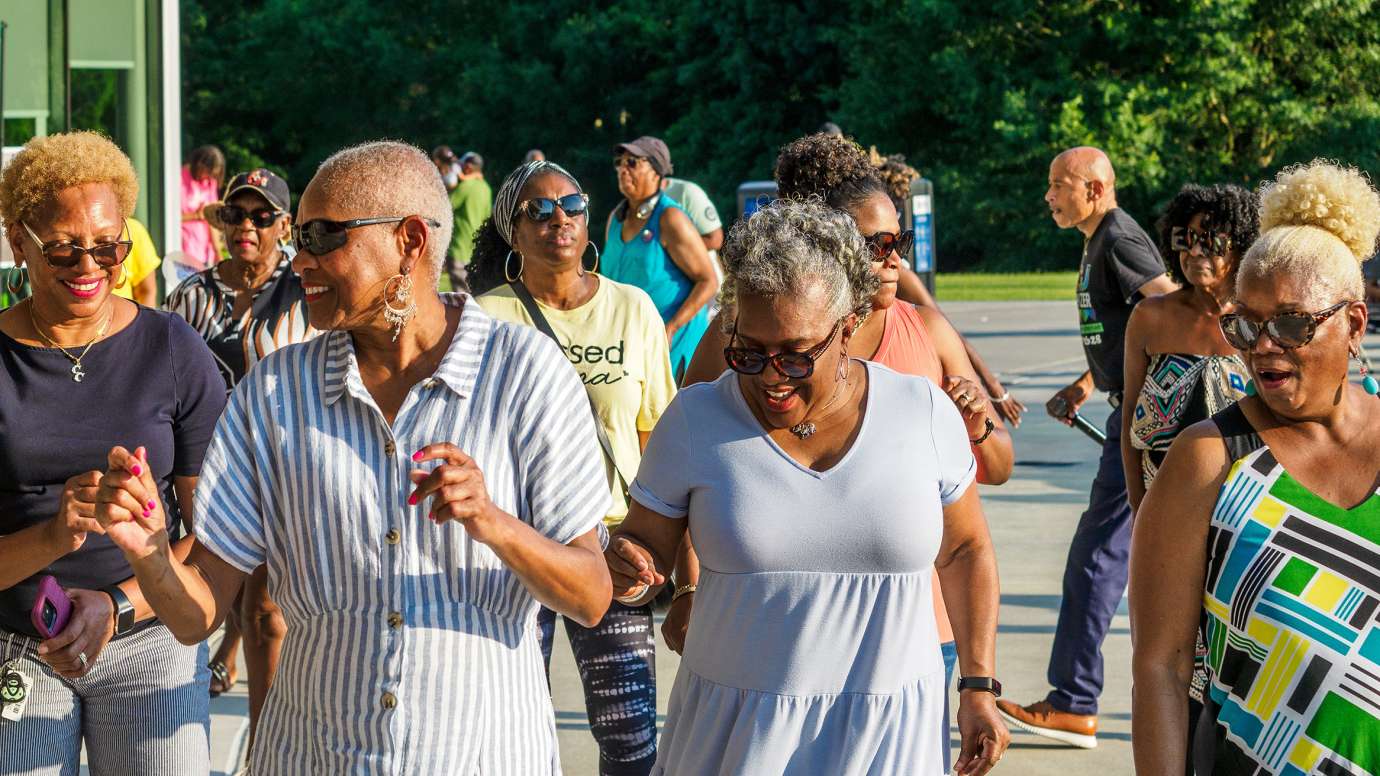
[0, 623, 210, 775]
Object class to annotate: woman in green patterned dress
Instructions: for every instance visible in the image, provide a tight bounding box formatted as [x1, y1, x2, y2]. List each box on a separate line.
[1131, 160, 1380, 775]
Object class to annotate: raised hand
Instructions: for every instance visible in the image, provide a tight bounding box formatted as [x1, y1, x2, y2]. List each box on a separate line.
[94, 446, 168, 561]
[409, 443, 505, 544]
[944, 375, 994, 438]
[47, 471, 103, 554]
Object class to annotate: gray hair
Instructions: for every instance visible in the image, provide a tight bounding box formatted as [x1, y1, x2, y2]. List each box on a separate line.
[311, 141, 454, 276]
[718, 198, 879, 328]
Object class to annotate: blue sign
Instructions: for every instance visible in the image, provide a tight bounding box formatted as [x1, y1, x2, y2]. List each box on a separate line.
[910, 193, 934, 274]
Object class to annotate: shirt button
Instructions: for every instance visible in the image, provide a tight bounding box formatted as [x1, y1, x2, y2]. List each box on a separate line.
[388, 612, 403, 630]
[384, 440, 396, 456]
[381, 691, 397, 709]
[423, 378, 438, 389]
[385, 529, 400, 545]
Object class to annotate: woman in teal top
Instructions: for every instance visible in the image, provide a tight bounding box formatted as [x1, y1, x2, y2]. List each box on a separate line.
[1131, 160, 1380, 775]
[603, 136, 718, 380]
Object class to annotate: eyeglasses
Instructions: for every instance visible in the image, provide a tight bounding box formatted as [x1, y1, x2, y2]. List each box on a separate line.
[1171, 226, 1231, 257]
[20, 221, 132, 268]
[1219, 301, 1351, 350]
[614, 156, 645, 171]
[863, 229, 915, 261]
[724, 319, 844, 378]
[218, 205, 285, 229]
[519, 194, 590, 222]
[291, 216, 442, 256]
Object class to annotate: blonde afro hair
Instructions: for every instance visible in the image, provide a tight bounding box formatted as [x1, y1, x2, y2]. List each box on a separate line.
[1239, 159, 1380, 304]
[0, 132, 139, 232]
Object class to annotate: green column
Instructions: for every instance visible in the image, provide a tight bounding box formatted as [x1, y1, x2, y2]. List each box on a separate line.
[124, 0, 148, 223]
[46, 0, 66, 132]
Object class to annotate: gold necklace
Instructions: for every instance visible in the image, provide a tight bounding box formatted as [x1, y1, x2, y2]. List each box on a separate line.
[28, 302, 113, 383]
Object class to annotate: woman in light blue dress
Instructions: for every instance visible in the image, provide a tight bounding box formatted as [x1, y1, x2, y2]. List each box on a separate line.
[606, 199, 1009, 775]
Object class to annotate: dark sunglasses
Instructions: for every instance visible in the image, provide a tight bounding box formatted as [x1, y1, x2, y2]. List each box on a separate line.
[724, 319, 843, 379]
[218, 205, 285, 229]
[519, 194, 590, 222]
[614, 156, 645, 170]
[1219, 301, 1351, 350]
[864, 229, 915, 261]
[1171, 226, 1231, 257]
[21, 221, 131, 268]
[291, 216, 442, 256]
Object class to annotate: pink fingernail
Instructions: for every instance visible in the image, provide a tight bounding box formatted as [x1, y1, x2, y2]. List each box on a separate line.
[412, 450, 424, 461]
[142, 509, 151, 518]
[408, 495, 418, 506]
[131, 464, 142, 476]
[147, 500, 156, 510]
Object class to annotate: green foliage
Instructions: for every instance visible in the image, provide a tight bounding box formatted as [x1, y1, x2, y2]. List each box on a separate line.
[182, 0, 1380, 271]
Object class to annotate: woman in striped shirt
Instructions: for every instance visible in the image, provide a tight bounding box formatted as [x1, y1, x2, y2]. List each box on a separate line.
[94, 141, 613, 774]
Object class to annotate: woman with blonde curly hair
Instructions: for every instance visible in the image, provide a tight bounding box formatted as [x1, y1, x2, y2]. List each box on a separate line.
[606, 198, 1008, 775]
[1131, 160, 1380, 774]
[0, 131, 224, 773]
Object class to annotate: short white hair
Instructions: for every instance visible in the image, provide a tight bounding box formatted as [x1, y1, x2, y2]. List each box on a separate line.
[311, 141, 453, 275]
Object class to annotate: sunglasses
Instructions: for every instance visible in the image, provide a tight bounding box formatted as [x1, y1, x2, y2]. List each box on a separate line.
[614, 156, 645, 170]
[1219, 301, 1351, 350]
[218, 205, 285, 229]
[724, 319, 843, 379]
[1171, 226, 1231, 257]
[21, 221, 132, 269]
[864, 229, 915, 261]
[291, 216, 442, 256]
[519, 194, 590, 222]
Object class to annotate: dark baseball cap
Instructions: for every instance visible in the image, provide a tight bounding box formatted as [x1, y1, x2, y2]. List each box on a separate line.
[614, 136, 673, 176]
[432, 145, 457, 162]
[224, 168, 291, 212]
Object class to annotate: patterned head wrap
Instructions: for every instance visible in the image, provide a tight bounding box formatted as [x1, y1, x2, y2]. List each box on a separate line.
[492, 160, 583, 247]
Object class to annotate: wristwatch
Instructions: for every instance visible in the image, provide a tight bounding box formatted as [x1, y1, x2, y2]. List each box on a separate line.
[101, 585, 136, 637]
[957, 676, 1002, 696]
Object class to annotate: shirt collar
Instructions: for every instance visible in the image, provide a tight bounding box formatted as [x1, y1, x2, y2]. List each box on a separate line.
[321, 292, 490, 407]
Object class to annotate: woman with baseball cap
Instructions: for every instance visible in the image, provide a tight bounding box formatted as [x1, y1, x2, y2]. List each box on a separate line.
[165, 167, 317, 753]
[603, 136, 718, 381]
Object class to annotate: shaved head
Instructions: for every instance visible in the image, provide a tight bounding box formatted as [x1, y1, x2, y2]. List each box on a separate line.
[1053, 147, 1116, 190]
[306, 141, 454, 276]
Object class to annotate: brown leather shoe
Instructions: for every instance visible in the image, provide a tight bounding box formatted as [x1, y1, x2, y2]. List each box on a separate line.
[996, 699, 1098, 749]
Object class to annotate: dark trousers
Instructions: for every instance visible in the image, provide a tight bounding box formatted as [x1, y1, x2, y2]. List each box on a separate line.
[1045, 405, 1131, 716]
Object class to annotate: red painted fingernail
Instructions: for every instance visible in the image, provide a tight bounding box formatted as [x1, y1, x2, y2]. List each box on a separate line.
[408, 495, 418, 506]
[412, 450, 424, 461]
[130, 464, 142, 476]
[142, 509, 151, 518]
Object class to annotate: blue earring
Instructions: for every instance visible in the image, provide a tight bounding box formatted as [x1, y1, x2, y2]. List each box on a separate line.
[1357, 350, 1379, 395]
[1245, 379, 1257, 397]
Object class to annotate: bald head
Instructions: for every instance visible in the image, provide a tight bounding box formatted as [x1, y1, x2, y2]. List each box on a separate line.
[1053, 147, 1116, 191]
[1045, 146, 1119, 234]
[306, 141, 454, 275]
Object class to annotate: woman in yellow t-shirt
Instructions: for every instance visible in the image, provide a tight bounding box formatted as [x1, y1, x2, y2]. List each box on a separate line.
[113, 217, 161, 306]
[475, 160, 676, 775]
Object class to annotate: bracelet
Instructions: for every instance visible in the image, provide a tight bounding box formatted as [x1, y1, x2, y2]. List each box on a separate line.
[970, 417, 996, 445]
[614, 583, 650, 606]
[990, 392, 1012, 403]
[672, 584, 698, 603]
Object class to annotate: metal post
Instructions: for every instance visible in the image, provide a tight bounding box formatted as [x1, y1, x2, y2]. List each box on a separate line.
[0, 21, 8, 144]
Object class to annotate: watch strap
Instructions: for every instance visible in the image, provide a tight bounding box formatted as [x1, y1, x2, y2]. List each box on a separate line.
[102, 585, 136, 637]
[957, 676, 1002, 696]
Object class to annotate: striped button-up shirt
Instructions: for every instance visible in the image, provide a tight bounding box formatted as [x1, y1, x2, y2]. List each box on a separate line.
[194, 293, 610, 775]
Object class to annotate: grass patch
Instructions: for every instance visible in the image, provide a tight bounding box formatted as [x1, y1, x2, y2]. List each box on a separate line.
[934, 271, 1077, 301]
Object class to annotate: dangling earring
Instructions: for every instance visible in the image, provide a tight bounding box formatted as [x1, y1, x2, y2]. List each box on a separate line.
[382, 273, 416, 342]
[836, 345, 849, 382]
[114, 263, 128, 290]
[1355, 348, 1379, 395]
[581, 243, 601, 275]
[504, 250, 524, 283]
[5, 266, 25, 296]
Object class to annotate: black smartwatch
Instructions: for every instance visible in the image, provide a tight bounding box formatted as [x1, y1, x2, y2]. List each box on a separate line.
[957, 676, 1002, 697]
[102, 585, 136, 637]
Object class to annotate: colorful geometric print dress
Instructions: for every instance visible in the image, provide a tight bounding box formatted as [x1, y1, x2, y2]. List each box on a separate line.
[1131, 352, 1249, 486]
[1198, 404, 1380, 775]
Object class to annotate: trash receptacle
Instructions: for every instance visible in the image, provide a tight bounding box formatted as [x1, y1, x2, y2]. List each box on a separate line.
[903, 177, 937, 295]
[736, 181, 778, 219]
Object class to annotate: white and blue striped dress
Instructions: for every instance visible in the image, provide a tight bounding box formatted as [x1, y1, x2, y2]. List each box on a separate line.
[193, 293, 610, 775]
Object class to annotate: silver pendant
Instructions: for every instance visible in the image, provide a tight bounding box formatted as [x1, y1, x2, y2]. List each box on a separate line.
[71, 363, 84, 383]
[789, 421, 816, 439]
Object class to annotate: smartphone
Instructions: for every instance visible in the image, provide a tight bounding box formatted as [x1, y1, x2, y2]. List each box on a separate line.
[30, 576, 72, 640]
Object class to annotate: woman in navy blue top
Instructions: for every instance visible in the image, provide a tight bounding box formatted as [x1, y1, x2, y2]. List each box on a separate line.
[0, 132, 226, 773]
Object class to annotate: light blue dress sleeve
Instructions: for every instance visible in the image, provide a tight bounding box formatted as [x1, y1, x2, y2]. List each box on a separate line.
[192, 379, 270, 573]
[629, 392, 693, 519]
[926, 378, 978, 505]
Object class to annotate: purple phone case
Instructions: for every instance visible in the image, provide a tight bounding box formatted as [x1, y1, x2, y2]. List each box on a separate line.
[30, 575, 73, 639]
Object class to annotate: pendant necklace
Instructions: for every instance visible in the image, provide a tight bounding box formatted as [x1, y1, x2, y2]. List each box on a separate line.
[789, 362, 853, 439]
[28, 302, 113, 383]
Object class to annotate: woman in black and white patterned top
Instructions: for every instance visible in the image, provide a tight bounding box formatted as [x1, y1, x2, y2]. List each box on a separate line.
[164, 167, 315, 753]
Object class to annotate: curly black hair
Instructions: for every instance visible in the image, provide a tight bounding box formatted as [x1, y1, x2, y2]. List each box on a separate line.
[774, 133, 889, 214]
[1154, 183, 1259, 286]
[465, 217, 509, 295]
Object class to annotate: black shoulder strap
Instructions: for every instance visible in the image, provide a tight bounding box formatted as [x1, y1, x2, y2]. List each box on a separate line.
[1211, 402, 1265, 464]
[508, 281, 631, 494]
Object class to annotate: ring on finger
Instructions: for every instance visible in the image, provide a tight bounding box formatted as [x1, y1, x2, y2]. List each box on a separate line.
[78, 652, 88, 669]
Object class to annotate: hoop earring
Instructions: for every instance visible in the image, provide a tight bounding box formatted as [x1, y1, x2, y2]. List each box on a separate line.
[504, 250, 524, 283]
[582, 243, 600, 275]
[382, 273, 416, 342]
[114, 263, 128, 290]
[5, 266, 25, 296]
